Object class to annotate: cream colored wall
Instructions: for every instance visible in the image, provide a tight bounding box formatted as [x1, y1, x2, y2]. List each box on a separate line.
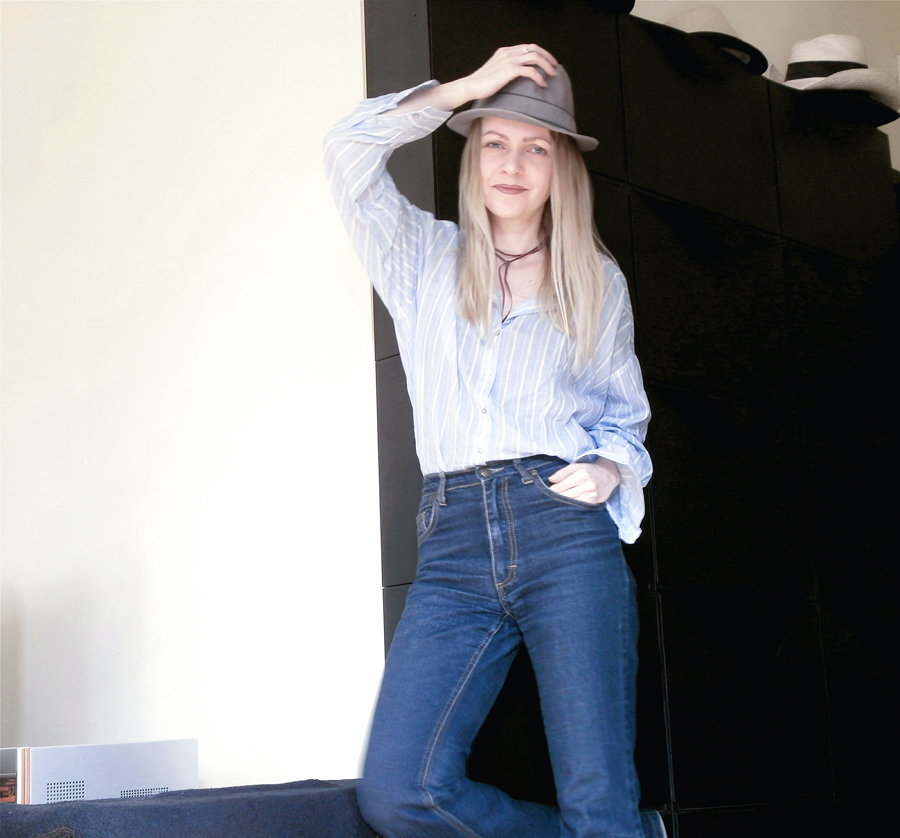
[633, 1, 900, 166]
[1, 0, 384, 787]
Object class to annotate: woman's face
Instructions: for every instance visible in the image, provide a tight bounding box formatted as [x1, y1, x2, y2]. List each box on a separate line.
[479, 116, 553, 227]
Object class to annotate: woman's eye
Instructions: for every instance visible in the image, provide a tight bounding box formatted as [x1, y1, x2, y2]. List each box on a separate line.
[530, 146, 548, 155]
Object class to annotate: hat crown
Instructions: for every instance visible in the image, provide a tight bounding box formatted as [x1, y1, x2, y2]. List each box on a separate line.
[788, 34, 867, 66]
[446, 63, 598, 151]
[662, 4, 768, 74]
[666, 4, 738, 39]
[472, 64, 577, 134]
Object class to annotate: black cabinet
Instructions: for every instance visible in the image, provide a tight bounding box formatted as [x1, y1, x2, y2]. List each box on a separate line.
[364, 2, 897, 833]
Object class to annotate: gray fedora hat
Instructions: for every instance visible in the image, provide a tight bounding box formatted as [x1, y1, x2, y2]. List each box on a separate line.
[447, 63, 598, 152]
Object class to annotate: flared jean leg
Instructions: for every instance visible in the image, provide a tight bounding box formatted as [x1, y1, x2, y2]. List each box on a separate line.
[358, 583, 560, 838]
[358, 468, 560, 838]
[512, 506, 642, 837]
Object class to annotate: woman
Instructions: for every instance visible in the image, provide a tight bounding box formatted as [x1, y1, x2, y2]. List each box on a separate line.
[325, 45, 661, 838]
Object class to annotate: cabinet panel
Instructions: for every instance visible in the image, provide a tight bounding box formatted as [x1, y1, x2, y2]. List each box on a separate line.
[620, 15, 779, 232]
[631, 193, 789, 403]
[646, 384, 812, 596]
[662, 591, 831, 808]
[375, 355, 421, 588]
[771, 83, 897, 261]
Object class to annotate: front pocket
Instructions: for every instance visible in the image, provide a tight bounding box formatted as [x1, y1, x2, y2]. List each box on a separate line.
[528, 468, 606, 511]
[415, 496, 440, 543]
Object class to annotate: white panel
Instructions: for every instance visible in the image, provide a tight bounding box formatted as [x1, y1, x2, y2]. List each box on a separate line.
[26, 740, 197, 804]
[1, 1, 382, 788]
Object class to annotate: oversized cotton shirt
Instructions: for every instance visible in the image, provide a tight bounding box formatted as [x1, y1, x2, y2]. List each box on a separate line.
[324, 82, 652, 543]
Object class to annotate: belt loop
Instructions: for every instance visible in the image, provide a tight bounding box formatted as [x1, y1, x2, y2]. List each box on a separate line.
[512, 458, 534, 484]
[437, 472, 447, 506]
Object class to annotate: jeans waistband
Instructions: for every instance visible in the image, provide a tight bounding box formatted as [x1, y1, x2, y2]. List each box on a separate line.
[423, 455, 569, 505]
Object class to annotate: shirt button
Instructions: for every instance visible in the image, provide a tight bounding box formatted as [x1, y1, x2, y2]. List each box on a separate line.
[477, 448, 483, 454]
[482, 408, 487, 414]
[412, 113, 419, 118]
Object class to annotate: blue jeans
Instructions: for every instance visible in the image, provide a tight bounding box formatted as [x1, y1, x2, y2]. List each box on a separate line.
[358, 456, 661, 838]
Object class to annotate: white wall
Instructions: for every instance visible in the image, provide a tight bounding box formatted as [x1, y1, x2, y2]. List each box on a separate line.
[633, 1, 900, 167]
[1, 0, 385, 788]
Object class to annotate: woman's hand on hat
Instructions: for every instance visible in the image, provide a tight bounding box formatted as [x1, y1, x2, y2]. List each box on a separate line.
[393, 44, 558, 115]
[547, 459, 621, 505]
[455, 44, 559, 104]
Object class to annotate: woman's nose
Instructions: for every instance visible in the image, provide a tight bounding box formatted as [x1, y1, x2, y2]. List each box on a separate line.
[501, 150, 524, 174]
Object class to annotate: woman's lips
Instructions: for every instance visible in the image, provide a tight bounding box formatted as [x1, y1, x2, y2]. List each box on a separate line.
[494, 184, 527, 194]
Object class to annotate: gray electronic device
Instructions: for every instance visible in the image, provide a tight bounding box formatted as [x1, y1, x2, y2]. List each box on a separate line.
[0, 739, 197, 804]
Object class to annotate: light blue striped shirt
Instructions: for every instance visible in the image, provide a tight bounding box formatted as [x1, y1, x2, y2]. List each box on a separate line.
[324, 82, 652, 543]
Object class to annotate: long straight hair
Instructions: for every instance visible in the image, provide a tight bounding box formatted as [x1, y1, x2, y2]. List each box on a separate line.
[457, 118, 615, 371]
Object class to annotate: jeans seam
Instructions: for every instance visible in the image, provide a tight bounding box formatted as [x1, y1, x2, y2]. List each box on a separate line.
[496, 478, 518, 589]
[482, 480, 514, 619]
[416, 618, 506, 838]
[620, 561, 641, 819]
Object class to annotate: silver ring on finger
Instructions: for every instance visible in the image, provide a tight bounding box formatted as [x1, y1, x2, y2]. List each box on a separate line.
[522, 47, 529, 54]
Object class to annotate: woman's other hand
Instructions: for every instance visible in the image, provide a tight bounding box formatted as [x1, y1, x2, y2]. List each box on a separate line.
[548, 459, 621, 504]
[393, 44, 558, 115]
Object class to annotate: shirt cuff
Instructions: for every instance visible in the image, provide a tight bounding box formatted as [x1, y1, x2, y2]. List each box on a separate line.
[575, 446, 645, 544]
[361, 80, 453, 139]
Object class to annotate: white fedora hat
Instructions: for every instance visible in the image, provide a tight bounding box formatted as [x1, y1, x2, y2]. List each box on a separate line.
[783, 34, 900, 126]
[665, 5, 768, 75]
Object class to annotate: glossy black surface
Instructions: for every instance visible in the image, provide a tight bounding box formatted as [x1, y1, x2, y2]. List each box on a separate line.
[619, 15, 779, 233]
[771, 82, 897, 261]
[645, 383, 812, 596]
[631, 193, 790, 403]
[374, 355, 421, 588]
[373, 292, 399, 362]
[593, 174, 635, 292]
[674, 802, 843, 838]
[383, 583, 411, 655]
[661, 591, 831, 808]
[366, 0, 897, 829]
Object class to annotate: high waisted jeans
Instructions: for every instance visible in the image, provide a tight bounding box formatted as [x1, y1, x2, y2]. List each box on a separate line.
[357, 456, 661, 838]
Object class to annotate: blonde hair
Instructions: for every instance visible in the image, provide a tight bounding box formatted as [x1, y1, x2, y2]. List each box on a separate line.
[457, 118, 615, 371]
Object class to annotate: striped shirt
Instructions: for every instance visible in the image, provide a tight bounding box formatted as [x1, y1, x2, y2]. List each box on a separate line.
[324, 82, 652, 543]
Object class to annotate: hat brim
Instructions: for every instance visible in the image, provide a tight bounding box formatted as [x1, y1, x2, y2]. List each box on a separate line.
[800, 88, 899, 127]
[788, 68, 900, 112]
[447, 108, 599, 152]
[693, 31, 769, 75]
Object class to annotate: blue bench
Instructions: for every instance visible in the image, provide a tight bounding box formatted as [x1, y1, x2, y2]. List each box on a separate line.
[0, 779, 376, 838]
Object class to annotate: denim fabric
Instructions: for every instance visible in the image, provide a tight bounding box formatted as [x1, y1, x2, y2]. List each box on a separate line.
[358, 456, 662, 838]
